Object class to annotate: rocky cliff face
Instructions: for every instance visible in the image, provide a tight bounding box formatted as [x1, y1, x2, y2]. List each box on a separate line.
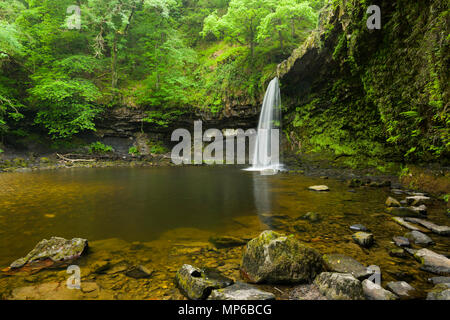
[278, 0, 449, 167]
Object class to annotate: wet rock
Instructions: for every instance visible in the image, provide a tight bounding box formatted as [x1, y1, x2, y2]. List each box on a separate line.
[389, 248, 408, 258]
[352, 232, 374, 248]
[410, 204, 427, 215]
[289, 284, 327, 300]
[405, 231, 434, 246]
[391, 217, 425, 232]
[300, 212, 321, 223]
[385, 207, 420, 217]
[175, 264, 234, 300]
[314, 272, 365, 300]
[386, 281, 417, 299]
[426, 283, 450, 300]
[308, 185, 329, 191]
[392, 236, 410, 247]
[91, 260, 111, 274]
[323, 254, 370, 280]
[240, 230, 324, 284]
[406, 195, 431, 206]
[348, 179, 362, 188]
[385, 197, 401, 208]
[10, 237, 88, 269]
[428, 277, 450, 285]
[362, 280, 398, 300]
[349, 224, 369, 232]
[209, 236, 247, 249]
[106, 262, 129, 274]
[404, 248, 418, 256]
[125, 265, 154, 279]
[414, 249, 450, 276]
[208, 282, 275, 300]
[403, 218, 450, 236]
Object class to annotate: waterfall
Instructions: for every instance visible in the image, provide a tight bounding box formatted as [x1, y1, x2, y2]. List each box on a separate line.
[246, 77, 282, 172]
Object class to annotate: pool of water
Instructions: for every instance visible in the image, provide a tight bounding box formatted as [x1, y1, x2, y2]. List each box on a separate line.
[0, 166, 448, 299]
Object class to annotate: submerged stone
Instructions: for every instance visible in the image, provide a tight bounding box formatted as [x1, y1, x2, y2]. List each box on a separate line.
[362, 280, 398, 300]
[240, 230, 324, 284]
[392, 236, 410, 247]
[314, 272, 365, 300]
[10, 237, 88, 269]
[125, 265, 154, 279]
[349, 224, 369, 232]
[209, 236, 247, 249]
[389, 248, 407, 258]
[323, 254, 370, 280]
[300, 212, 321, 223]
[414, 249, 450, 276]
[174, 264, 234, 300]
[352, 232, 374, 248]
[308, 185, 330, 192]
[208, 282, 275, 300]
[385, 207, 420, 217]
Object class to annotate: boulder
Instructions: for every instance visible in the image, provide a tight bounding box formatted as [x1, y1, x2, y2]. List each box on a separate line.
[386, 281, 417, 299]
[414, 249, 450, 276]
[208, 282, 275, 300]
[362, 280, 398, 300]
[174, 265, 233, 300]
[405, 231, 434, 246]
[240, 230, 324, 284]
[352, 232, 374, 248]
[308, 185, 329, 191]
[323, 254, 370, 280]
[10, 237, 88, 269]
[426, 283, 450, 300]
[403, 218, 450, 236]
[314, 272, 365, 300]
[428, 277, 450, 285]
[385, 207, 420, 217]
[209, 236, 247, 249]
[410, 205, 427, 215]
[385, 197, 401, 208]
[392, 236, 410, 247]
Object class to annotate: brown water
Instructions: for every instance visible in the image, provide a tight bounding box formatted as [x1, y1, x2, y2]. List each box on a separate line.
[0, 166, 448, 299]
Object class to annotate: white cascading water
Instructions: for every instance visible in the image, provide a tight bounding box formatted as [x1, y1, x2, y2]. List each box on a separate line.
[246, 77, 282, 172]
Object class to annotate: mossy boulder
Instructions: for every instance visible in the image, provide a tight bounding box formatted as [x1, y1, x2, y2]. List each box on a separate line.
[240, 230, 324, 284]
[9, 237, 88, 270]
[385, 197, 401, 208]
[352, 232, 374, 248]
[314, 272, 365, 300]
[174, 265, 233, 300]
[414, 249, 450, 276]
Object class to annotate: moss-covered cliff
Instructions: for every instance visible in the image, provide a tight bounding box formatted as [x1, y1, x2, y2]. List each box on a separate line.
[279, 0, 449, 168]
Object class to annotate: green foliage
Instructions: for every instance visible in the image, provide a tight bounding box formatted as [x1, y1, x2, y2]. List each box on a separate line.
[88, 141, 114, 154]
[128, 146, 139, 155]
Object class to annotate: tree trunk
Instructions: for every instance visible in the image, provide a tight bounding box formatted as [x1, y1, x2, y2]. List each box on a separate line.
[111, 33, 118, 89]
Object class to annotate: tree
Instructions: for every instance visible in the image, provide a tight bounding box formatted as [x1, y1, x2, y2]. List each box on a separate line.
[202, 0, 273, 63]
[257, 0, 317, 52]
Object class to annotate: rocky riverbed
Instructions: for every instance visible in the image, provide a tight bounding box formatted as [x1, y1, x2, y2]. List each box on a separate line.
[0, 170, 448, 300]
